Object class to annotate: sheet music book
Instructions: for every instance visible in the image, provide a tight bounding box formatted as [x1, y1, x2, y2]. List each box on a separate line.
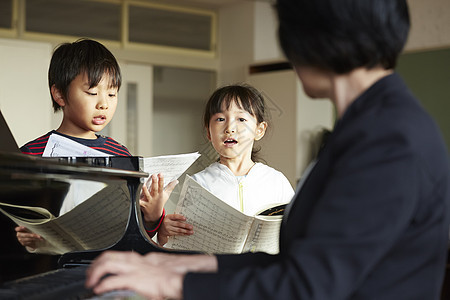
[0, 182, 130, 255]
[164, 175, 286, 255]
[43, 134, 108, 157]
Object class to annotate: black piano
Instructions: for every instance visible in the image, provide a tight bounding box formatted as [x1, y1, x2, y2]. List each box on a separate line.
[0, 152, 174, 299]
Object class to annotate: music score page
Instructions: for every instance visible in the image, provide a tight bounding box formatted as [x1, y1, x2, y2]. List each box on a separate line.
[165, 176, 282, 254]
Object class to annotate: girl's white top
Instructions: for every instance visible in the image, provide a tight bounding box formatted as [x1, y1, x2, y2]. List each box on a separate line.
[192, 162, 294, 215]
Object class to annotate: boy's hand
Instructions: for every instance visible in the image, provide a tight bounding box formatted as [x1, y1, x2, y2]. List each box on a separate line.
[157, 214, 193, 246]
[15, 226, 44, 251]
[139, 173, 178, 224]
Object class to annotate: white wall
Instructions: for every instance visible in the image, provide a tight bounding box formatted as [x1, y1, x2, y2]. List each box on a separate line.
[253, 2, 283, 62]
[217, 2, 255, 85]
[405, 0, 450, 51]
[247, 71, 298, 185]
[115, 63, 153, 157]
[295, 82, 334, 179]
[0, 38, 52, 147]
[152, 66, 215, 158]
[247, 70, 334, 186]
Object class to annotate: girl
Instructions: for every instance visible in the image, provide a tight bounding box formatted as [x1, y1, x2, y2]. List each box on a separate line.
[157, 83, 294, 245]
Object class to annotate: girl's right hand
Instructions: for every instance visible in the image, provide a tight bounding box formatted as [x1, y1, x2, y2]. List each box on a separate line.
[15, 226, 44, 251]
[157, 214, 194, 246]
[140, 174, 178, 224]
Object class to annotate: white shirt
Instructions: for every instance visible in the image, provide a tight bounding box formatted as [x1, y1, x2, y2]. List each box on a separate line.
[192, 162, 294, 216]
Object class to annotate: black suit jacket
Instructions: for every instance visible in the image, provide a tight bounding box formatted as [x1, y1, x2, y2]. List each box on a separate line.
[184, 73, 450, 300]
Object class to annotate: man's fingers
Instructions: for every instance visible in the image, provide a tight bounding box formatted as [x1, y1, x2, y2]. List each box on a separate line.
[91, 274, 135, 296]
[87, 251, 139, 288]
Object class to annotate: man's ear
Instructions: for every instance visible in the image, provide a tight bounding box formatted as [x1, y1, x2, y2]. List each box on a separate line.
[51, 85, 66, 107]
[255, 121, 267, 141]
[206, 128, 212, 141]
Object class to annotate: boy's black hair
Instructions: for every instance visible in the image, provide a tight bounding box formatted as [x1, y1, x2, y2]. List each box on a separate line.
[277, 0, 410, 73]
[48, 38, 121, 112]
[203, 83, 268, 162]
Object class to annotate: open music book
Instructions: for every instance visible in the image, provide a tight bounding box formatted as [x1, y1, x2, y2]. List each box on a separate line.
[0, 182, 130, 255]
[164, 175, 287, 255]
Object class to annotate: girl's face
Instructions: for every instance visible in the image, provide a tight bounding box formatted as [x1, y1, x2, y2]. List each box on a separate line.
[207, 100, 266, 162]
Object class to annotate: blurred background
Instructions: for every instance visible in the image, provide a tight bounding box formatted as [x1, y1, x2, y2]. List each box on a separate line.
[0, 0, 448, 186]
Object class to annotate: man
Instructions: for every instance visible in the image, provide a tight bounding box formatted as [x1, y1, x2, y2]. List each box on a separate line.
[86, 0, 450, 299]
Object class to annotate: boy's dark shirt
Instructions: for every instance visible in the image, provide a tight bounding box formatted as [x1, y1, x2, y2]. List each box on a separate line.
[20, 130, 131, 156]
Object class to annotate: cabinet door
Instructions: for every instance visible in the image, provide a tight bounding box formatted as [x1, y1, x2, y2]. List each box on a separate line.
[108, 63, 153, 157]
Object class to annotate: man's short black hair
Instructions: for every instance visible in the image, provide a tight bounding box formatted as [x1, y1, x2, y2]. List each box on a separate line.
[48, 38, 121, 112]
[277, 0, 410, 73]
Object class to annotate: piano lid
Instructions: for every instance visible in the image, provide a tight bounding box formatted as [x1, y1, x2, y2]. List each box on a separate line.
[0, 152, 148, 181]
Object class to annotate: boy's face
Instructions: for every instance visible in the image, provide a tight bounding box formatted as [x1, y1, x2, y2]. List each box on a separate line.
[56, 72, 118, 139]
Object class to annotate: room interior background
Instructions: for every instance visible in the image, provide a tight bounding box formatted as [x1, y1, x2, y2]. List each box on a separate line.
[0, 0, 448, 187]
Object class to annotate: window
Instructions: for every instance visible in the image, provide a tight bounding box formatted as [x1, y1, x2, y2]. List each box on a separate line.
[26, 0, 121, 41]
[0, 0, 12, 29]
[20, 0, 215, 53]
[129, 5, 213, 51]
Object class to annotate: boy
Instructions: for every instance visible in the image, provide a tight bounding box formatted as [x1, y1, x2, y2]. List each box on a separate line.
[16, 39, 172, 252]
[20, 38, 129, 156]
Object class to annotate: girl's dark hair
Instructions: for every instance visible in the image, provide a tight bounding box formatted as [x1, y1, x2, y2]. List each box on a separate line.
[48, 38, 121, 112]
[203, 83, 268, 162]
[277, 0, 410, 73]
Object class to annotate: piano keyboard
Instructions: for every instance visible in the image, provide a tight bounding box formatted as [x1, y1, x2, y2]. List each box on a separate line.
[0, 265, 92, 300]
